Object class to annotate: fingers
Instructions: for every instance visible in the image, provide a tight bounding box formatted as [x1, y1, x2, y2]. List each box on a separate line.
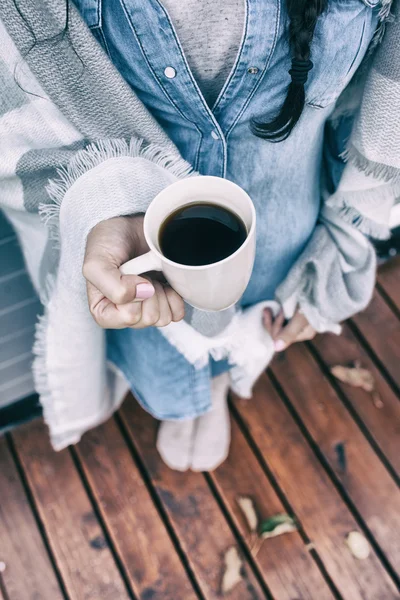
[136, 282, 167, 328]
[271, 310, 285, 339]
[83, 255, 155, 306]
[164, 286, 185, 322]
[87, 281, 140, 328]
[83, 216, 154, 305]
[295, 324, 316, 342]
[263, 308, 273, 335]
[152, 282, 172, 327]
[89, 278, 185, 329]
[130, 283, 185, 328]
[262, 308, 285, 338]
[274, 311, 311, 352]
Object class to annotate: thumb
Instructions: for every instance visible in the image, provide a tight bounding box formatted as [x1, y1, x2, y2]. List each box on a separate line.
[83, 255, 155, 304]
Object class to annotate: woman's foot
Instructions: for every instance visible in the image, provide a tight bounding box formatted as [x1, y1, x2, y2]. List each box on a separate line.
[156, 418, 196, 472]
[156, 372, 231, 472]
[191, 372, 231, 472]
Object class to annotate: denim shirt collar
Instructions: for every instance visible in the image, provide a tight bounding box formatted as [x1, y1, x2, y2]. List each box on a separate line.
[120, 1, 280, 134]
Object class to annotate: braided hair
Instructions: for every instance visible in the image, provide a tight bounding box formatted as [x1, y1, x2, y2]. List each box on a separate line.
[251, 0, 328, 142]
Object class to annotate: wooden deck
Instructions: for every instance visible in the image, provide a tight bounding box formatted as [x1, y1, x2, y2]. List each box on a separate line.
[1, 260, 400, 600]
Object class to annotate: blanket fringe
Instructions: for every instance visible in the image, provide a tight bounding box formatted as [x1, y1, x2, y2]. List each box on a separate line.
[42, 138, 194, 247]
[342, 144, 400, 184]
[32, 274, 59, 436]
[326, 199, 391, 240]
[368, 0, 395, 52]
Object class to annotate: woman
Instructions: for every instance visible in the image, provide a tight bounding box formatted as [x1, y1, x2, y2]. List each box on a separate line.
[0, 0, 382, 467]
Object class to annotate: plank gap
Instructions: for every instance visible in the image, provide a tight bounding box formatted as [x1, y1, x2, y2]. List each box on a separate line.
[230, 402, 344, 600]
[346, 319, 400, 398]
[204, 473, 274, 600]
[306, 341, 400, 487]
[266, 370, 400, 592]
[6, 434, 70, 600]
[68, 446, 138, 600]
[376, 283, 400, 321]
[114, 413, 206, 600]
[0, 576, 10, 600]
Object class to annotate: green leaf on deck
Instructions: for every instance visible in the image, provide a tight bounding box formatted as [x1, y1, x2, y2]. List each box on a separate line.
[259, 514, 297, 539]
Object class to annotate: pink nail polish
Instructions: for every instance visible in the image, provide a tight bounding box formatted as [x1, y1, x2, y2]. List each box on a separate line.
[274, 339, 286, 352]
[136, 283, 155, 300]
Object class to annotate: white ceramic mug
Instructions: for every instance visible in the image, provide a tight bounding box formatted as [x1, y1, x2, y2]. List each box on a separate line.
[120, 175, 256, 311]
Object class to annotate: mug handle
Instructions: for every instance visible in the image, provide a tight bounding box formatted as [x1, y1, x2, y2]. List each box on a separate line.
[120, 251, 162, 276]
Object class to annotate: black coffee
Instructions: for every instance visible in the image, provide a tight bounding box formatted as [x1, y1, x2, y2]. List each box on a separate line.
[159, 202, 247, 266]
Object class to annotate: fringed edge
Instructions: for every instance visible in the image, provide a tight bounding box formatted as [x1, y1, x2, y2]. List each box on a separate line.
[31, 273, 59, 435]
[368, 0, 395, 52]
[160, 322, 213, 369]
[160, 312, 271, 371]
[41, 138, 195, 248]
[326, 199, 391, 239]
[342, 144, 400, 184]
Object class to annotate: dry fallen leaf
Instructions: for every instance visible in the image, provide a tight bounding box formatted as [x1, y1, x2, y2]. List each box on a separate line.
[330, 364, 375, 392]
[221, 546, 243, 594]
[330, 364, 384, 408]
[237, 496, 258, 533]
[346, 531, 370, 560]
[372, 391, 384, 409]
[259, 514, 297, 539]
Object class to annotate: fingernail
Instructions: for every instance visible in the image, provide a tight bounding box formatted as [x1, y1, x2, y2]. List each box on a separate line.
[136, 283, 155, 300]
[274, 339, 286, 352]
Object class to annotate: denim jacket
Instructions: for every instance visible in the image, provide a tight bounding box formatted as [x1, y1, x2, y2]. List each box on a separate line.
[74, 0, 379, 419]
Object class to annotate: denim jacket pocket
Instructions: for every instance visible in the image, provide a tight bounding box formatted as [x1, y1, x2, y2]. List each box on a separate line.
[306, 0, 378, 109]
[74, 0, 111, 58]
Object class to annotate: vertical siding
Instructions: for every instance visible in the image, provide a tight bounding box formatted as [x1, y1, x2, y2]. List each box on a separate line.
[0, 210, 41, 407]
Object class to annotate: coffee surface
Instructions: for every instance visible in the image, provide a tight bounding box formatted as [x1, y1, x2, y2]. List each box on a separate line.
[159, 202, 247, 266]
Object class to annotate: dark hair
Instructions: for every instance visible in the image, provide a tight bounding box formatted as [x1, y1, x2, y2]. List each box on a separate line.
[251, 0, 328, 142]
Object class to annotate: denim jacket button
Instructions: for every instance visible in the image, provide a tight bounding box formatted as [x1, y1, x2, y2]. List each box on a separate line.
[164, 66, 177, 79]
[247, 66, 259, 75]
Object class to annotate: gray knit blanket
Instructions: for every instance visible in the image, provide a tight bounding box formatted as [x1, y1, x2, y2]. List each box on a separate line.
[328, 0, 400, 239]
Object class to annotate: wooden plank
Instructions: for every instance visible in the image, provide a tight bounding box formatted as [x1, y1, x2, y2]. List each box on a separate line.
[76, 417, 198, 600]
[270, 344, 400, 573]
[312, 324, 400, 476]
[351, 290, 400, 391]
[0, 437, 64, 600]
[233, 373, 398, 600]
[378, 257, 400, 312]
[120, 398, 267, 600]
[210, 418, 335, 600]
[12, 420, 130, 600]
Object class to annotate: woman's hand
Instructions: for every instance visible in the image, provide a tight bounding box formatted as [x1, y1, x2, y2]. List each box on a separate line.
[263, 307, 316, 352]
[83, 215, 185, 329]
